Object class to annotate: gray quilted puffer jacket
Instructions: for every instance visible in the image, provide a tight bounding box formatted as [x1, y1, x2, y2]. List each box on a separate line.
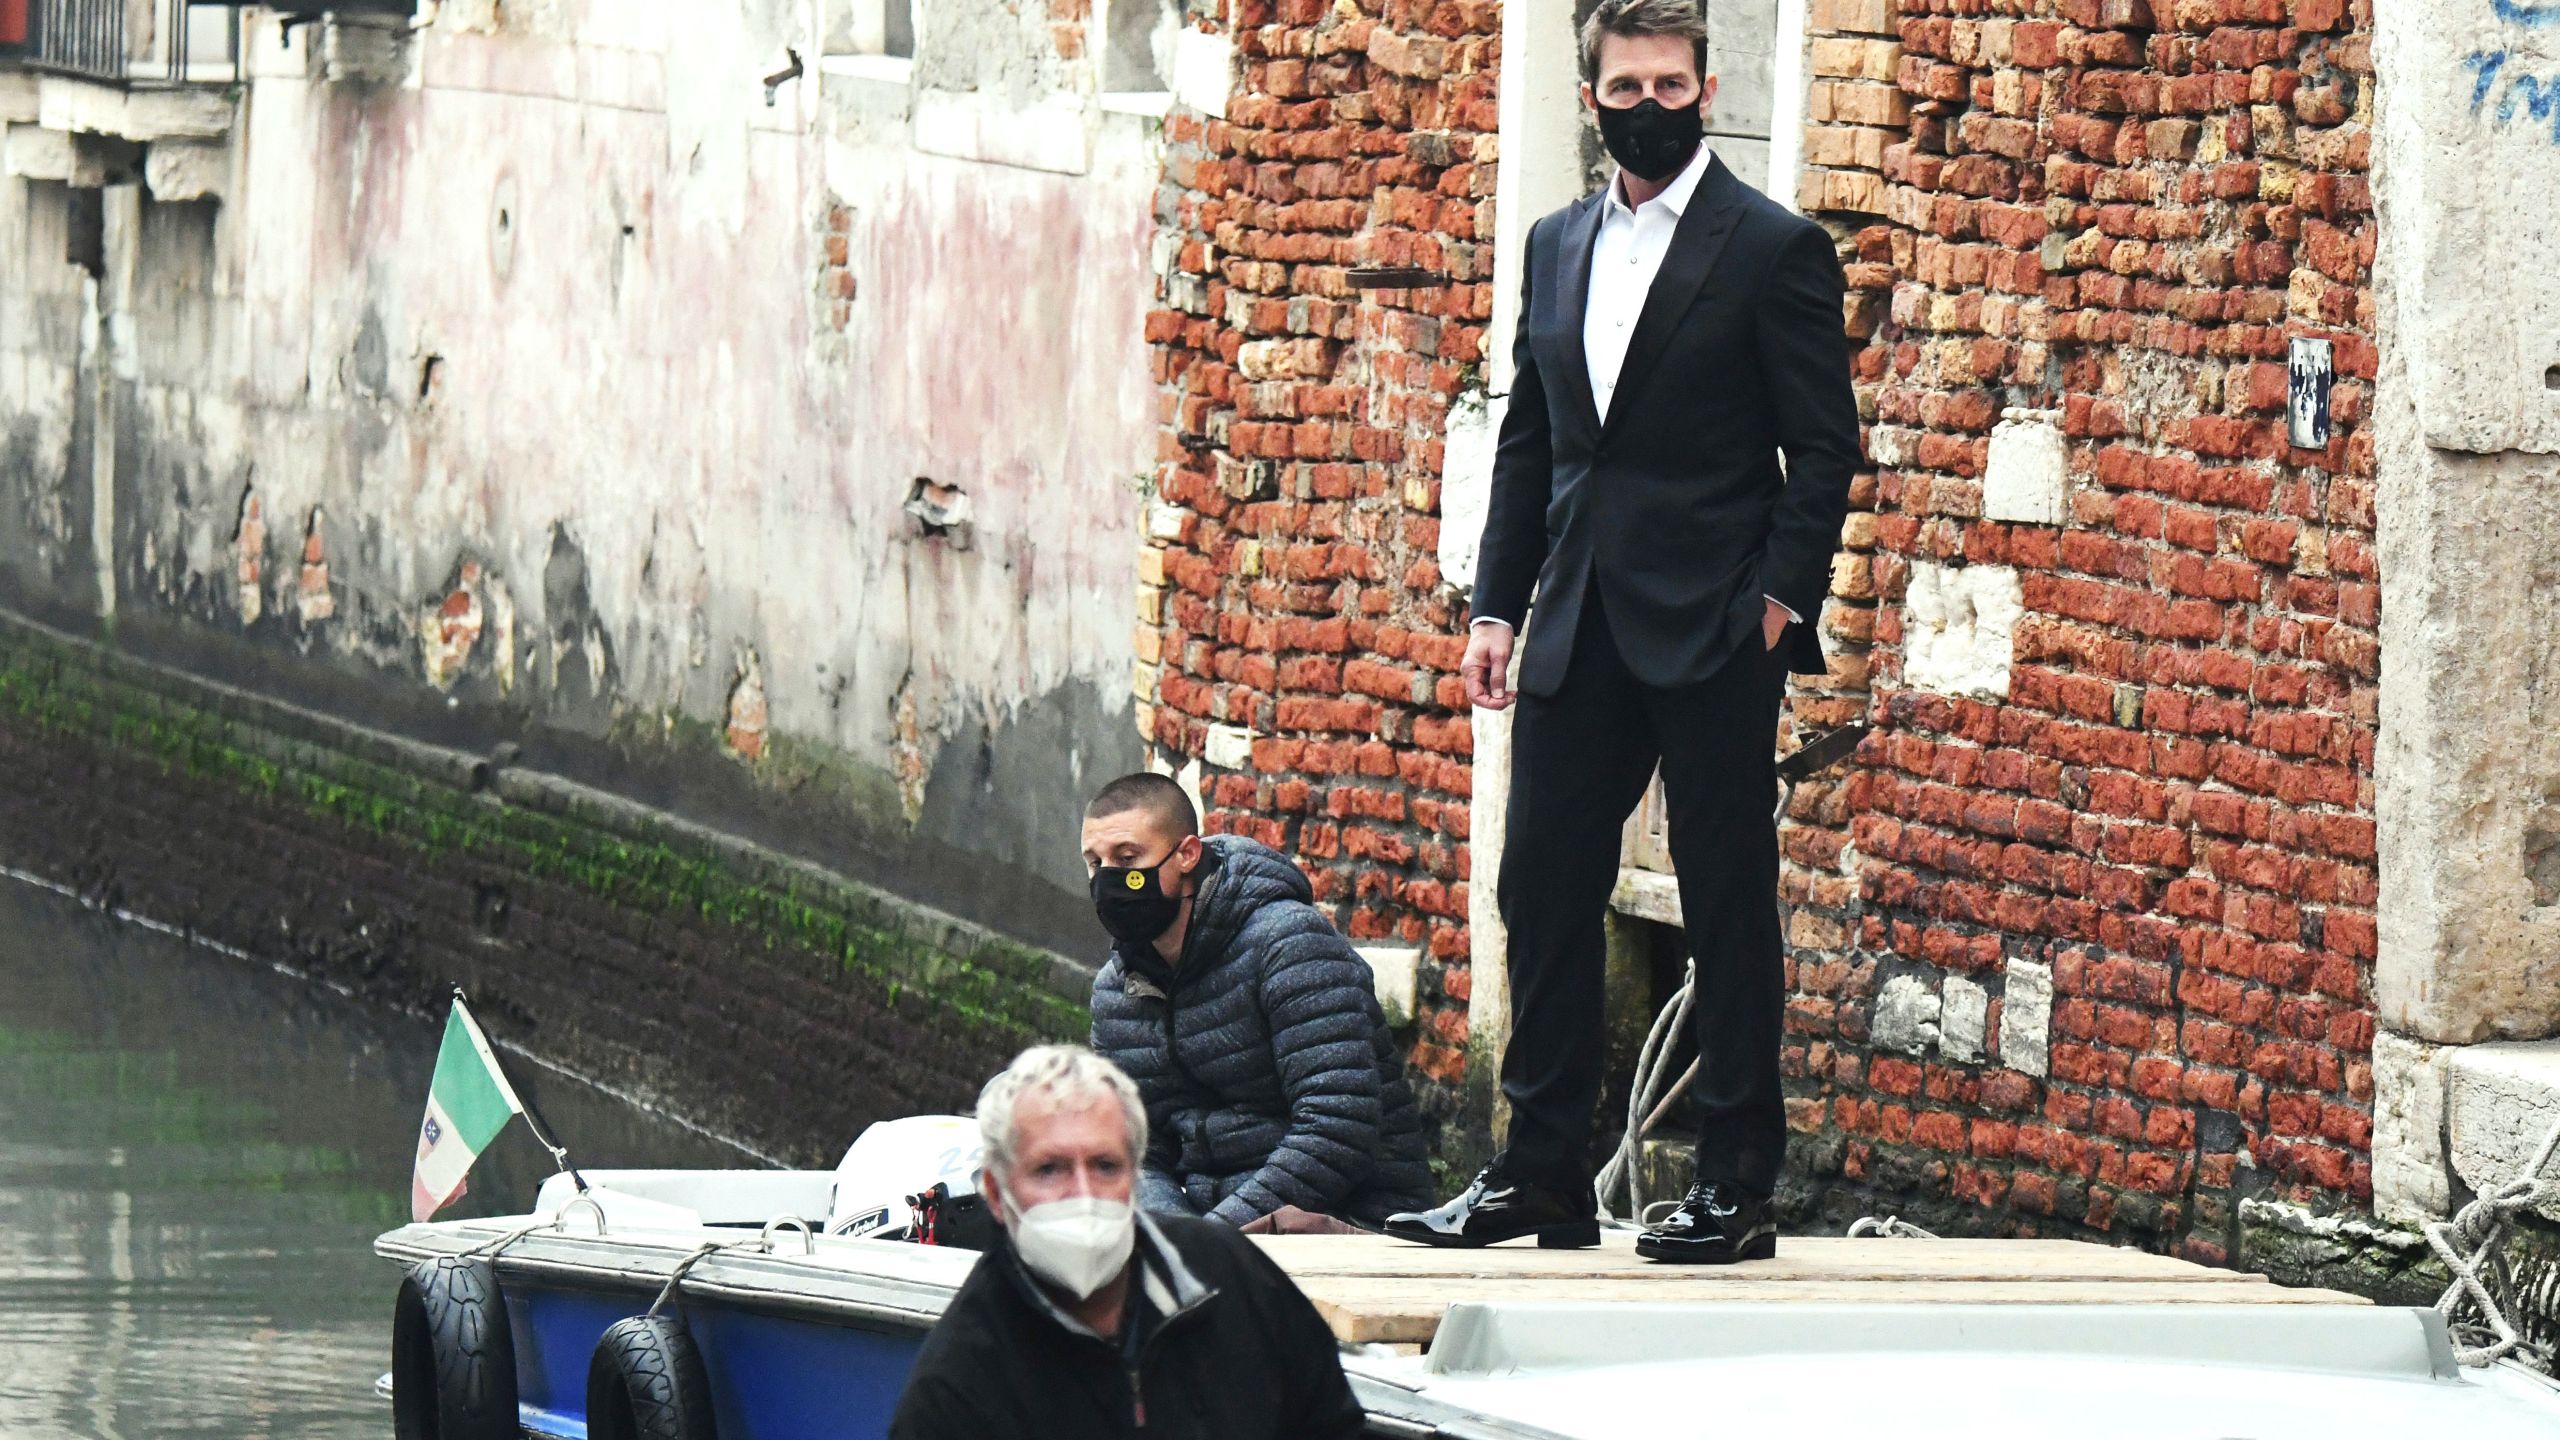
[1088, 835, 1432, 1227]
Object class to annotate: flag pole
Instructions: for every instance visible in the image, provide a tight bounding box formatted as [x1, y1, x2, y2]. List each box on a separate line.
[452, 987, 591, 1195]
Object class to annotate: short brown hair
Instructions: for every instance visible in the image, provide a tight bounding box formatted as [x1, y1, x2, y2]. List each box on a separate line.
[1578, 0, 1712, 88]
[1085, 771, 1200, 839]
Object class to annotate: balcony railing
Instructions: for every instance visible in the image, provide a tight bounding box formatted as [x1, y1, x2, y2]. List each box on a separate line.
[28, 0, 239, 86]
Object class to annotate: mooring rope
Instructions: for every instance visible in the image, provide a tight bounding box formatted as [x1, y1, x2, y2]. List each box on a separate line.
[1595, 767, 1808, 1224]
[1595, 955, 1700, 1224]
[2428, 1107, 2560, 1369]
[1847, 1215, 1940, 1240]
[646, 1241, 742, 1319]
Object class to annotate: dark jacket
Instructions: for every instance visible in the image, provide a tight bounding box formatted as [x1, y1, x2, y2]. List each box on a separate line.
[1089, 836, 1431, 1227]
[1473, 152, 1863, 690]
[887, 1212, 1367, 1440]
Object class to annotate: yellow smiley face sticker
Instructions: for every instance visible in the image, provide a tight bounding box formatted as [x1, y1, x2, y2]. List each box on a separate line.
[1125, 870, 1148, 891]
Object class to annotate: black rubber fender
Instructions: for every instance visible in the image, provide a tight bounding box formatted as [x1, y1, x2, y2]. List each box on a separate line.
[392, 1256, 519, 1440]
[587, 1314, 719, 1440]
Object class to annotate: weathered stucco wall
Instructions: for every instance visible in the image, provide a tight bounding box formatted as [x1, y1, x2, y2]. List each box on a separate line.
[0, 0, 1164, 954]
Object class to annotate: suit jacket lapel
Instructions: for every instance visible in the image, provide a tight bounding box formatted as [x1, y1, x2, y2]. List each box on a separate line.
[1552, 194, 1606, 438]
[1601, 154, 1747, 440]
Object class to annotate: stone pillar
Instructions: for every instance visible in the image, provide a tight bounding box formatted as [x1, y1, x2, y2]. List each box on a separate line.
[1456, 0, 1585, 1145]
[2370, 0, 2560, 1218]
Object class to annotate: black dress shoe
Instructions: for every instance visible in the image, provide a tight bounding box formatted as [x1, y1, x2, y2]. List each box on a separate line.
[1635, 1181, 1778, 1264]
[1379, 1163, 1600, 1249]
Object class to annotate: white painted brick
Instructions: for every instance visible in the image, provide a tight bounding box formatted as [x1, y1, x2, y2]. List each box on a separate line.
[1438, 389, 1498, 594]
[2000, 958, 2052, 1078]
[1872, 974, 1940, 1055]
[1359, 945, 1422, 1028]
[1942, 975, 1989, 1063]
[1984, 408, 2067, 525]
[1203, 722, 1256, 771]
[1903, 562, 2022, 699]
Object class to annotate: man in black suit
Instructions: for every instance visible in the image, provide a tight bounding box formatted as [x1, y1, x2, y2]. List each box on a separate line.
[1383, 0, 1858, 1262]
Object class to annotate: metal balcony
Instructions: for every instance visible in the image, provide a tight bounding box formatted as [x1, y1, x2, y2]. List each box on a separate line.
[24, 0, 240, 87]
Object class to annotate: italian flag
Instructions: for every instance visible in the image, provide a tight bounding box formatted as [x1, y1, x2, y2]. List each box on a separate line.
[411, 997, 527, 1222]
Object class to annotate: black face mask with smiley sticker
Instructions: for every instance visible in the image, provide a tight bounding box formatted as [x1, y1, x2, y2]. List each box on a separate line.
[1091, 856, 1183, 947]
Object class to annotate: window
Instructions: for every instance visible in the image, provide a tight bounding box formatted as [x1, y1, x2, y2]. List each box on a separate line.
[1097, 0, 1178, 94]
[824, 0, 912, 60]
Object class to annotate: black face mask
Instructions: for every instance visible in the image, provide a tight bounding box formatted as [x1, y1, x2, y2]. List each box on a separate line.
[1092, 854, 1184, 948]
[1595, 96, 1703, 183]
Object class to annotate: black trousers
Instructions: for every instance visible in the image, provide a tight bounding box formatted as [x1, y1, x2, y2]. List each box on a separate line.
[1497, 589, 1788, 1196]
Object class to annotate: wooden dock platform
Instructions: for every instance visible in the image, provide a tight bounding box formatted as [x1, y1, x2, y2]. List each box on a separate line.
[1251, 1232, 2369, 1344]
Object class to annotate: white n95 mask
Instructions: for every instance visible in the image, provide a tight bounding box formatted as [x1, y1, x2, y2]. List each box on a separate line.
[1008, 1196, 1136, 1300]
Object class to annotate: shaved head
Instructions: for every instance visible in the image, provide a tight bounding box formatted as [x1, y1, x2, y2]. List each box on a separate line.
[1083, 773, 1199, 842]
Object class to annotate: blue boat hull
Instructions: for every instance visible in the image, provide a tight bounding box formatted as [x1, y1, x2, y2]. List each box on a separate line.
[508, 1284, 926, 1440]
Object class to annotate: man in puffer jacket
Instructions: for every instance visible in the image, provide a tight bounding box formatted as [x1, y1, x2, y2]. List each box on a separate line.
[1080, 773, 1433, 1227]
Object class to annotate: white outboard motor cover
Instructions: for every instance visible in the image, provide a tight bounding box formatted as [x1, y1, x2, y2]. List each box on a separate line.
[827, 1115, 983, 1237]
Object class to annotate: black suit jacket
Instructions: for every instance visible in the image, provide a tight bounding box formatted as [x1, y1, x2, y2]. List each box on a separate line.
[1472, 154, 1862, 692]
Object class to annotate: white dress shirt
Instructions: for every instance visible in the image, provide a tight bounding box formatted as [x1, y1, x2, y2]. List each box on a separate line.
[1585, 141, 1715, 425]
[1473, 143, 1798, 639]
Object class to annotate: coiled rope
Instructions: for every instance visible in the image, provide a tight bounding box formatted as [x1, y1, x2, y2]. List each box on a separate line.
[1847, 1215, 1939, 1239]
[1596, 772, 1800, 1224]
[2429, 1107, 2560, 1369]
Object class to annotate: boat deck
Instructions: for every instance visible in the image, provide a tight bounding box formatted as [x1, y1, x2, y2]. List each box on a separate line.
[1251, 1232, 2370, 1344]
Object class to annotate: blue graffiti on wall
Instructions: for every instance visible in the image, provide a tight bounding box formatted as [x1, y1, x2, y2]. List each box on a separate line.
[2468, 50, 2560, 140]
[2494, 0, 2560, 23]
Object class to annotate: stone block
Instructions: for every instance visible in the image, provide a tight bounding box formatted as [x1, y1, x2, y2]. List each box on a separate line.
[1902, 562, 2022, 699]
[2371, 3, 2560, 1045]
[2449, 1041, 2560, 1221]
[323, 15, 413, 86]
[1359, 945, 1422, 1028]
[2, 123, 73, 182]
[1609, 867, 1682, 927]
[1798, 168, 1887, 216]
[2371, 1029, 2454, 1224]
[1811, 79, 1909, 127]
[1983, 408, 2067, 525]
[1172, 27, 1232, 119]
[2000, 958, 2052, 1077]
[1811, 0, 1896, 36]
[913, 88, 1091, 175]
[1942, 975, 1989, 1063]
[1809, 36, 1902, 83]
[1816, 125, 1894, 171]
[1872, 973, 1941, 1055]
[145, 139, 229, 203]
[2375, 8, 2560, 455]
[40, 76, 232, 142]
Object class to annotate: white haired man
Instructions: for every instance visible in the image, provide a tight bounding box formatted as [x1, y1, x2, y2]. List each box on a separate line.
[887, 1045, 1368, 1440]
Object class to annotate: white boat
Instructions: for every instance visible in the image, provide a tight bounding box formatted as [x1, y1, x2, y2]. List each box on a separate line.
[373, 1116, 2560, 1439]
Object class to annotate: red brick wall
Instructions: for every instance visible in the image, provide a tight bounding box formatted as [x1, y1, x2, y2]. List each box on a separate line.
[1789, 0, 2379, 1254]
[1142, 0, 2383, 1251]
[1138, 0, 1501, 1118]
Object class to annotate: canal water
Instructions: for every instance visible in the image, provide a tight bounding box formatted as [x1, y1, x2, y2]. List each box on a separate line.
[0, 876, 752, 1438]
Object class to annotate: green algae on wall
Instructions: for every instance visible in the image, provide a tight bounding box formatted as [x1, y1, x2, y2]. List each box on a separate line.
[0, 619, 1089, 1050]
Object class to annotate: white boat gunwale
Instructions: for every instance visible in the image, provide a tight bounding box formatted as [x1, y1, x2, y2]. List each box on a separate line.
[377, 1217, 1585, 1439]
